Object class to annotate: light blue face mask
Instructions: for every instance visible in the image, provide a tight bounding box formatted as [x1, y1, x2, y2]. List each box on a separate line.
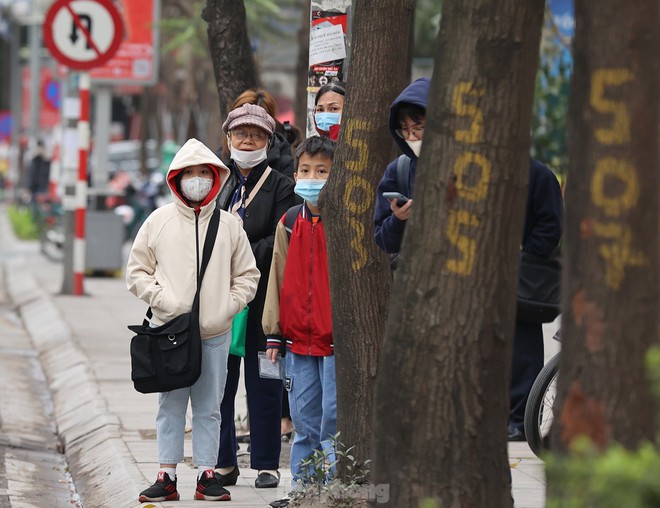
[314, 112, 341, 132]
[294, 179, 327, 207]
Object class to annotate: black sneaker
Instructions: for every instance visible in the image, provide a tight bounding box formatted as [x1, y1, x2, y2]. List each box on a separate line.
[195, 470, 231, 501]
[138, 471, 180, 502]
[216, 466, 240, 486]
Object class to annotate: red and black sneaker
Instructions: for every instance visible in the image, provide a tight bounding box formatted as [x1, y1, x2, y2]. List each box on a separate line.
[138, 471, 180, 502]
[195, 470, 231, 501]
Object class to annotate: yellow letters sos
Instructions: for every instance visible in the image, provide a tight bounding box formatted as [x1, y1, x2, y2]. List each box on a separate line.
[589, 69, 646, 289]
[444, 82, 491, 276]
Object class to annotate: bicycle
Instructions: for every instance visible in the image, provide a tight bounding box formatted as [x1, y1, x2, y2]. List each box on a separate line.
[523, 327, 561, 457]
[33, 194, 65, 262]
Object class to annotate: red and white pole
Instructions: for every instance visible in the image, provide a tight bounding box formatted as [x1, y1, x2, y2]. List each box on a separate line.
[49, 139, 60, 199]
[73, 71, 90, 296]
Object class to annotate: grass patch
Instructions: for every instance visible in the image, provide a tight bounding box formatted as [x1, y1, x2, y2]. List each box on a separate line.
[7, 205, 40, 240]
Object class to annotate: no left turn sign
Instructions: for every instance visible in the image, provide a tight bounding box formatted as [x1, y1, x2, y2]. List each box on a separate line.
[43, 0, 124, 70]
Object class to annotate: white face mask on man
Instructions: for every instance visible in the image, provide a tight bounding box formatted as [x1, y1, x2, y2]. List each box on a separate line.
[230, 145, 269, 169]
[406, 139, 422, 158]
[181, 176, 213, 203]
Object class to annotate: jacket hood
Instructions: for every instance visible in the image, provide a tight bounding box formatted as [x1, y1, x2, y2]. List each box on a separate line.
[166, 138, 231, 208]
[389, 77, 431, 158]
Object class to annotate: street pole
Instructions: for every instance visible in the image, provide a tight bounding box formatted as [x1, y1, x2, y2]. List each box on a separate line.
[91, 85, 111, 197]
[60, 74, 77, 296]
[28, 20, 41, 149]
[73, 71, 89, 296]
[306, 1, 352, 137]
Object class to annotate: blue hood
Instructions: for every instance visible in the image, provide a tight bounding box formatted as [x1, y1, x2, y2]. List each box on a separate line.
[388, 77, 431, 158]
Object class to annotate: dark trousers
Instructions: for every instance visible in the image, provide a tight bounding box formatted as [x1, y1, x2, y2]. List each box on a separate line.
[509, 321, 544, 432]
[282, 388, 291, 420]
[216, 335, 283, 470]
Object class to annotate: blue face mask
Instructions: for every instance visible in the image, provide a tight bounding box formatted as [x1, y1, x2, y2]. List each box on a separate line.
[314, 112, 341, 132]
[294, 179, 327, 207]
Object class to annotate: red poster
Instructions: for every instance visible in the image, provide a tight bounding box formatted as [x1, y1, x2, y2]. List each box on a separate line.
[21, 67, 61, 130]
[89, 0, 158, 84]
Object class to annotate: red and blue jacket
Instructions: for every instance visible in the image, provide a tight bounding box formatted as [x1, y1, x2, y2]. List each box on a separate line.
[262, 204, 333, 356]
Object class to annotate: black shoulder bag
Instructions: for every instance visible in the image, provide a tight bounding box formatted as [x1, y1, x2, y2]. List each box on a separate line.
[128, 209, 220, 393]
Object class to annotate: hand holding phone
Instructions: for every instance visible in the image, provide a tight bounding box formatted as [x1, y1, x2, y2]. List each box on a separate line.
[383, 191, 410, 207]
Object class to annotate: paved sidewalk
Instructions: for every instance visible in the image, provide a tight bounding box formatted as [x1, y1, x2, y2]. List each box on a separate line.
[0, 205, 549, 507]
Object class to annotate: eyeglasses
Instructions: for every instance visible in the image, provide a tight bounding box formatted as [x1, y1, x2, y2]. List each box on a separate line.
[395, 126, 424, 140]
[230, 130, 268, 142]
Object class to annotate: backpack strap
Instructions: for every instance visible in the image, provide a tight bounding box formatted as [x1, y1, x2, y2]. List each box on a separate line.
[396, 154, 412, 198]
[284, 204, 304, 242]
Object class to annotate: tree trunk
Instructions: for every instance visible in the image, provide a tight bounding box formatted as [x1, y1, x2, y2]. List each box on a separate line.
[550, 0, 659, 457]
[320, 0, 415, 477]
[371, 1, 544, 506]
[203, 0, 259, 120]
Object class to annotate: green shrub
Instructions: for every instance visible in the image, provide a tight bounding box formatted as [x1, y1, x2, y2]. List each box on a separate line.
[289, 432, 374, 508]
[546, 348, 660, 508]
[7, 206, 39, 240]
[547, 439, 660, 508]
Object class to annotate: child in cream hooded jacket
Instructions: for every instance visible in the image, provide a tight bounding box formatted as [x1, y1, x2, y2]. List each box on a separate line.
[127, 137, 259, 339]
[126, 138, 259, 501]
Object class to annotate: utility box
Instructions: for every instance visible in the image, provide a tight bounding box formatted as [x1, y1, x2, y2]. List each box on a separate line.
[85, 211, 124, 272]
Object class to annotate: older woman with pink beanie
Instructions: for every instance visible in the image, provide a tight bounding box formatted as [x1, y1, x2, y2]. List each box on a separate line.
[215, 103, 296, 489]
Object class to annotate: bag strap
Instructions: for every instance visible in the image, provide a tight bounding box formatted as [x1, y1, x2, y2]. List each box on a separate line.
[190, 207, 220, 312]
[198, 208, 220, 284]
[144, 208, 220, 324]
[396, 154, 411, 198]
[284, 204, 304, 242]
[230, 166, 273, 217]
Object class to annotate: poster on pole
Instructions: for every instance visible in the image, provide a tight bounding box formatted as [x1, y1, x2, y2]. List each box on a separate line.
[89, 0, 160, 84]
[306, 1, 352, 137]
[21, 67, 61, 130]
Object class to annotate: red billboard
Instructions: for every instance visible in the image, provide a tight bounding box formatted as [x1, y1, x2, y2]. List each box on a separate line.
[88, 0, 159, 84]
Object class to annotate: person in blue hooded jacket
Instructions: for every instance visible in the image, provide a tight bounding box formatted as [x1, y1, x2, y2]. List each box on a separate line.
[373, 77, 430, 255]
[374, 78, 563, 443]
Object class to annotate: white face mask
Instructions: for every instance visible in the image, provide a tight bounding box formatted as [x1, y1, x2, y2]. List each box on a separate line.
[230, 145, 268, 169]
[406, 139, 423, 158]
[181, 176, 213, 203]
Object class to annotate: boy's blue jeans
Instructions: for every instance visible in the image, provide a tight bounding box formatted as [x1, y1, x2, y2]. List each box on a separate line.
[285, 352, 337, 484]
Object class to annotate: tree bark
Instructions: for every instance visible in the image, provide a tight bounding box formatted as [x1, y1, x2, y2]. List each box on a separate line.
[320, 0, 415, 477]
[550, 0, 659, 457]
[203, 0, 260, 121]
[371, 1, 544, 506]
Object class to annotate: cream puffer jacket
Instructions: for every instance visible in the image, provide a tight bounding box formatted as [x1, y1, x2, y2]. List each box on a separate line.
[126, 138, 260, 339]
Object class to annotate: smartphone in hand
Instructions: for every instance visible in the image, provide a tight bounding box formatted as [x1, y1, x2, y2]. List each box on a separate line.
[383, 191, 410, 207]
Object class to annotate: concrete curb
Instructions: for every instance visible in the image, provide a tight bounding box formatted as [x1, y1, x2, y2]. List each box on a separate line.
[1, 213, 144, 507]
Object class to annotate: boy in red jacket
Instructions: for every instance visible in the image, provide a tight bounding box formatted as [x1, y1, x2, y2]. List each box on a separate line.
[262, 136, 336, 487]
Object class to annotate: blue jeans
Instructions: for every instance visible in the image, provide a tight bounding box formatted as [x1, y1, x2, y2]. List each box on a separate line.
[285, 352, 337, 483]
[156, 332, 230, 468]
